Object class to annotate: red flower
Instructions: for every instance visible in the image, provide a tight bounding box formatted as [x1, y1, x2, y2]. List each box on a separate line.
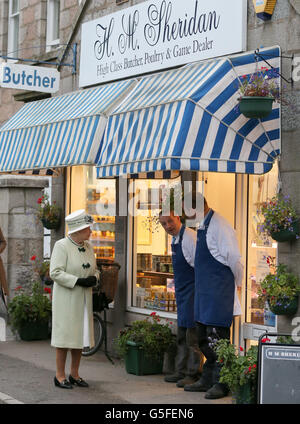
[150, 312, 156, 316]
[253, 364, 257, 368]
[261, 337, 271, 343]
[169, 322, 173, 325]
[44, 287, 51, 294]
[30, 255, 37, 261]
[37, 198, 42, 204]
[14, 286, 22, 291]
[239, 346, 244, 351]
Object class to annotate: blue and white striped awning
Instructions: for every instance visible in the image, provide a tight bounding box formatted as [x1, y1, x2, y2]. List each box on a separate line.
[0, 79, 135, 172]
[96, 46, 280, 177]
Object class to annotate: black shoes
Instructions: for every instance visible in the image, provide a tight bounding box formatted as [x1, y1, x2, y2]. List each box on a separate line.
[54, 376, 73, 389]
[176, 375, 199, 388]
[69, 374, 89, 387]
[54, 375, 89, 388]
[164, 373, 185, 383]
[205, 383, 229, 399]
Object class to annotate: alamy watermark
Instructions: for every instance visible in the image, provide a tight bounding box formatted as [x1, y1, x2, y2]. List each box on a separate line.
[95, 177, 205, 227]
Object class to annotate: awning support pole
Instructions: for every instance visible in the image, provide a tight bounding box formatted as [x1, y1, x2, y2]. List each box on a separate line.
[0, 43, 77, 75]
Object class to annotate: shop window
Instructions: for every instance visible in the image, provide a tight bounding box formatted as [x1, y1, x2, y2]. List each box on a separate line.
[68, 166, 115, 263]
[46, 0, 60, 51]
[130, 173, 237, 316]
[8, 0, 19, 56]
[246, 163, 278, 327]
[131, 178, 181, 314]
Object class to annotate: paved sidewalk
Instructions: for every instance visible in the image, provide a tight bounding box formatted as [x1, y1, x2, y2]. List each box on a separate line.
[0, 339, 232, 405]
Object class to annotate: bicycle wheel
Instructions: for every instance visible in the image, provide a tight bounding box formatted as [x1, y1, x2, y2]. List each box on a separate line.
[82, 312, 105, 356]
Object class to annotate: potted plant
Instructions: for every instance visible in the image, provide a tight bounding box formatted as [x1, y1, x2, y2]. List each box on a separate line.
[215, 339, 258, 404]
[8, 281, 52, 341]
[238, 66, 279, 118]
[30, 255, 53, 285]
[257, 256, 300, 316]
[258, 193, 299, 242]
[114, 312, 175, 375]
[37, 193, 61, 230]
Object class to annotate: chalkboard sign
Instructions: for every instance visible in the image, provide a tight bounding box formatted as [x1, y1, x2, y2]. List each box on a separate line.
[258, 341, 300, 404]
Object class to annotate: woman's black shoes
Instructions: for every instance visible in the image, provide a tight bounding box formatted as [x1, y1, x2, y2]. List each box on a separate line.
[69, 374, 89, 387]
[54, 376, 73, 389]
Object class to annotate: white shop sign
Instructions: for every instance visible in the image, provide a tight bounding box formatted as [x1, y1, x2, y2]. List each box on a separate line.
[79, 0, 247, 87]
[0, 63, 60, 93]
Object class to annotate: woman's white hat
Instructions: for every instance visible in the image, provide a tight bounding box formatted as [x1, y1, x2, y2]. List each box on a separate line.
[65, 209, 94, 235]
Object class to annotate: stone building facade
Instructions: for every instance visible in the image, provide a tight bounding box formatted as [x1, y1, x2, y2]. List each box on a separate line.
[0, 0, 300, 346]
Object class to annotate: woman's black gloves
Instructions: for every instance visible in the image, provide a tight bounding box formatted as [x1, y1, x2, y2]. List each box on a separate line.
[76, 276, 97, 287]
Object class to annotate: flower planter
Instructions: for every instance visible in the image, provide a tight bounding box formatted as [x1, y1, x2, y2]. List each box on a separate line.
[233, 382, 257, 404]
[41, 216, 61, 230]
[18, 321, 49, 341]
[268, 296, 299, 316]
[125, 341, 163, 376]
[239, 96, 274, 119]
[270, 221, 299, 242]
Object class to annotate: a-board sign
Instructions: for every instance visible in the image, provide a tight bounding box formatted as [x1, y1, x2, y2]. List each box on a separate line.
[258, 342, 300, 404]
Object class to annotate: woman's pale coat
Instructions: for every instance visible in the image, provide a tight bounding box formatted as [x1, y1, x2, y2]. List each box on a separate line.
[50, 237, 99, 349]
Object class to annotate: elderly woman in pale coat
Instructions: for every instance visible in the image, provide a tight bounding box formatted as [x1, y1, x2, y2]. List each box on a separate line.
[50, 210, 99, 389]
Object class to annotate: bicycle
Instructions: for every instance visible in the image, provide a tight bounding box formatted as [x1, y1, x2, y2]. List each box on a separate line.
[81, 261, 120, 362]
[82, 311, 105, 357]
[81, 291, 111, 359]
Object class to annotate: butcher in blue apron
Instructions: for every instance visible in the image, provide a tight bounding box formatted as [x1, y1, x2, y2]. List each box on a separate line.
[184, 196, 243, 399]
[159, 211, 203, 388]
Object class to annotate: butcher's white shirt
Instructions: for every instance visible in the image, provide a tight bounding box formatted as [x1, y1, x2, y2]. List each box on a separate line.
[173, 214, 243, 316]
[172, 226, 197, 267]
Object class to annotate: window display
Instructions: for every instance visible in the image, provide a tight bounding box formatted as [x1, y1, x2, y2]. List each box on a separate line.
[246, 164, 278, 326]
[131, 178, 180, 314]
[68, 165, 116, 262]
[86, 167, 116, 262]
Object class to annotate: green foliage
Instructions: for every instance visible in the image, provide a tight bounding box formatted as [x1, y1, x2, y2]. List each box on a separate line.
[37, 192, 61, 226]
[277, 335, 296, 345]
[114, 312, 175, 361]
[257, 258, 300, 308]
[215, 339, 258, 400]
[8, 281, 52, 333]
[258, 193, 299, 237]
[30, 255, 50, 278]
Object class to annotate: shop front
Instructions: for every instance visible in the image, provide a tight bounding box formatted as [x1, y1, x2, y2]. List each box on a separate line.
[0, 0, 282, 349]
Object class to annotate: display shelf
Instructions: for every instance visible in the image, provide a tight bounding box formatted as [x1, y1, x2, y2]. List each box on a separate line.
[141, 270, 174, 279]
[90, 237, 115, 243]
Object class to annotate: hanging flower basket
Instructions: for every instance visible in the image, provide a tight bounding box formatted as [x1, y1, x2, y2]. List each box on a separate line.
[37, 193, 62, 230]
[239, 96, 274, 119]
[270, 220, 299, 242]
[268, 296, 299, 316]
[41, 216, 61, 230]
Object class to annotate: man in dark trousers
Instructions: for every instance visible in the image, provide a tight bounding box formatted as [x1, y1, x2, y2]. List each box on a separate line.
[184, 195, 243, 399]
[159, 210, 203, 388]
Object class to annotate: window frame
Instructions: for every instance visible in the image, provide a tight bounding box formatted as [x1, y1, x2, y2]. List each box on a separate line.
[7, 0, 20, 58]
[46, 0, 60, 52]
